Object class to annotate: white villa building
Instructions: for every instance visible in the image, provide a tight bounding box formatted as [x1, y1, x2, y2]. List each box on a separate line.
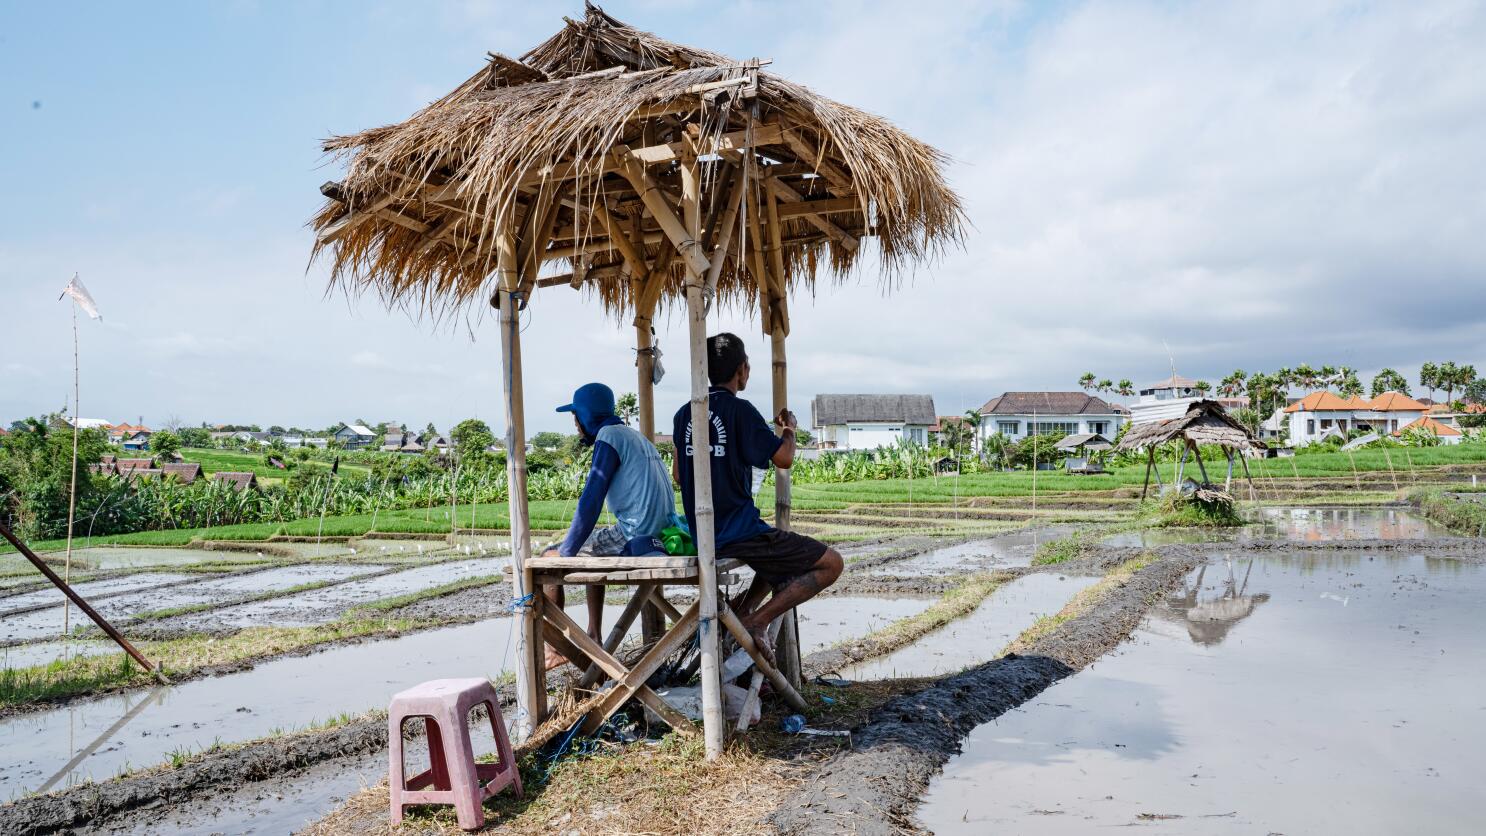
[811, 394, 936, 450]
[1283, 391, 1429, 445]
[977, 392, 1125, 444]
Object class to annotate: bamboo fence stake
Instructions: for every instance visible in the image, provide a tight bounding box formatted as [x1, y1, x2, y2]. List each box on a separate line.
[62, 302, 79, 634]
[680, 151, 725, 758]
[763, 183, 802, 686]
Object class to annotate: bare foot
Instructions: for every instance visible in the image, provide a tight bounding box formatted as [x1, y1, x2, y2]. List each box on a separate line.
[746, 623, 775, 664]
[544, 646, 568, 671]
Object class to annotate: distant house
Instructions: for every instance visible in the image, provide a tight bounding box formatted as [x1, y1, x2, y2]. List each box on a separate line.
[160, 462, 203, 484]
[108, 423, 152, 446]
[1285, 391, 1428, 446]
[1127, 376, 1247, 425]
[70, 417, 113, 431]
[121, 430, 153, 450]
[213, 471, 259, 491]
[811, 394, 936, 450]
[382, 425, 426, 453]
[332, 423, 378, 449]
[420, 433, 452, 454]
[1395, 416, 1463, 445]
[977, 392, 1124, 444]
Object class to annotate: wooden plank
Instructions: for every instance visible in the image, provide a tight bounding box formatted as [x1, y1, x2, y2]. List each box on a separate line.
[767, 177, 859, 252]
[780, 129, 854, 195]
[578, 582, 655, 689]
[616, 155, 711, 278]
[775, 197, 859, 219]
[581, 601, 701, 734]
[540, 601, 694, 731]
[525, 555, 698, 570]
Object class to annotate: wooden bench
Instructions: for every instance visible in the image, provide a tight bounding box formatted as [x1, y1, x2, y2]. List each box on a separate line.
[512, 554, 805, 734]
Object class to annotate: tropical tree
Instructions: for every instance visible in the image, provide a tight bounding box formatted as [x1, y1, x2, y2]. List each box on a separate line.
[1440, 362, 1475, 406]
[1420, 362, 1439, 401]
[961, 410, 982, 456]
[1337, 369, 1364, 399]
[148, 429, 182, 460]
[1370, 368, 1409, 397]
[1116, 379, 1135, 401]
[1292, 364, 1320, 391]
[1078, 372, 1096, 391]
[1218, 370, 1247, 398]
[616, 392, 640, 425]
[1194, 380, 1212, 396]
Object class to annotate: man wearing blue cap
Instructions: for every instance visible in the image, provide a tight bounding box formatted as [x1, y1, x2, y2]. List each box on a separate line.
[543, 382, 674, 669]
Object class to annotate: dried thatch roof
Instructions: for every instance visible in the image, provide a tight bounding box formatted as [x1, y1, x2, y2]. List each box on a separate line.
[311, 3, 963, 319]
[1116, 400, 1265, 452]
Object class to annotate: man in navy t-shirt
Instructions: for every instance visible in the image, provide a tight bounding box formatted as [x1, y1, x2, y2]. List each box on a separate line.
[672, 333, 843, 659]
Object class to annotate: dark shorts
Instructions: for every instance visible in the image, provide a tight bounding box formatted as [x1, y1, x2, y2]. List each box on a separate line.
[718, 529, 829, 587]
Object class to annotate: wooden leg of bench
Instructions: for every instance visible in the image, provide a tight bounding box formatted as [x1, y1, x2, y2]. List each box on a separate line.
[735, 617, 784, 732]
[645, 586, 683, 623]
[541, 602, 694, 733]
[717, 603, 808, 713]
[577, 582, 655, 690]
[579, 602, 701, 735]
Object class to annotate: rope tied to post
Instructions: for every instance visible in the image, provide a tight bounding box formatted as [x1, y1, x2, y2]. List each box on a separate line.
[508, 592, 535, 613]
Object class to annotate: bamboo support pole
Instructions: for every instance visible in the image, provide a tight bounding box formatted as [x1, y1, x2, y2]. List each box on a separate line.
[497, 231, 544, 738]
[0, 522, 168, 683]
[761, 183, 802, 685]
[679, 152, 725, 758]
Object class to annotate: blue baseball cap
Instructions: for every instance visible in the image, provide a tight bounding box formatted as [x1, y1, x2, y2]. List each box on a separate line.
[556, 382, 616, 433]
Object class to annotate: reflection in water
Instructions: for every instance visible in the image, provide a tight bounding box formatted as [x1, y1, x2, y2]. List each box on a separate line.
[1247, 507, 1455, 541]
[1155, 562, 1268, 646]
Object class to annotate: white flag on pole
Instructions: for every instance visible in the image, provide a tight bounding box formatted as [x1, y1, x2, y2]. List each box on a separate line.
[59, 273, 102, 319]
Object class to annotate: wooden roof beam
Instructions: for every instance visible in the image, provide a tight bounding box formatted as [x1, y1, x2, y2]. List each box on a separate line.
[766, 177, 859, 251]
[775, 197, 859, 220]
[517, 124, 783, 188]
[780, 129, 855, 196]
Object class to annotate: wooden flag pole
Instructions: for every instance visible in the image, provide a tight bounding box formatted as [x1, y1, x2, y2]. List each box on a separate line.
[62, 301, 80, 634]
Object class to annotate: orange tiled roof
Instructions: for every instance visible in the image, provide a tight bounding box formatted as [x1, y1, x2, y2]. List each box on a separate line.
[1283, 391, 1359, 413]
[1394, 416, 1461, 437]
[1369, 392, 1429, 412]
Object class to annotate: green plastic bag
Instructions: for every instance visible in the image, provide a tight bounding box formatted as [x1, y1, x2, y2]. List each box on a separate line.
[661, 524, 696, 556]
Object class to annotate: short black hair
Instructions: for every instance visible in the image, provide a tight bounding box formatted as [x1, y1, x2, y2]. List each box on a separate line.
[707, 332, 748, 385]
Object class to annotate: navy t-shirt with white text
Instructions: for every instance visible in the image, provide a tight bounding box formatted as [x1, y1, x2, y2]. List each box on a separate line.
[673, 387, 784, 547]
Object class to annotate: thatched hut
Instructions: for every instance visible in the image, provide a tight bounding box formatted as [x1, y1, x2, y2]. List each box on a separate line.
[311, 3, 962, 756]
[1116, 400, 1264, 498]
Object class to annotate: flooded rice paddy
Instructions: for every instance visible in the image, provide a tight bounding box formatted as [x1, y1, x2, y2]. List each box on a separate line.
[843, 573, 1098, 681]
[1104, 507, 1455, 547]
[0, 564, 388, 642]
[916, 549, 1486, 834]
[864, 527, 1076, 577]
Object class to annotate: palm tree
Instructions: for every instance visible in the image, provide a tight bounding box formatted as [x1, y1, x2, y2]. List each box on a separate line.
[1096, 378, 1113, 394]
[961, 410, 982, 457]
[1218, 369, 1247, 398]
[1420, 362, 1439, 401]
[1338, 369, 1364, 399]
[1319, 365, 1339, 390]
[1194, 380, 1212, 396]
[1078, 372, 1096, 391]
[1292, 364, 1319, 391]
[1116, 379, 1135, 401]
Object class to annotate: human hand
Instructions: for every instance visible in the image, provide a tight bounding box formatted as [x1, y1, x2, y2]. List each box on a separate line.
[775, 409, 797, 431]
[541, 547, 559, 557]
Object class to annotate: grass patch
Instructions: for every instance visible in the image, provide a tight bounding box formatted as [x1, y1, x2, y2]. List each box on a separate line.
[1411, 488, 1486, 536]
[1150, 492, 1245, 528]
[1031, 529, 1097, 565]
[1007, 554, 1155, 652]
[826, 572, 1010, 665]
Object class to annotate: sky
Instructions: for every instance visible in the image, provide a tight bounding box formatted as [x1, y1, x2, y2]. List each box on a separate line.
[3, 0, 1484, 434]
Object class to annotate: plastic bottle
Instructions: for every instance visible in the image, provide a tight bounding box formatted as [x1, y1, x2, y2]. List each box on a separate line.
[781, 714, 806, 734]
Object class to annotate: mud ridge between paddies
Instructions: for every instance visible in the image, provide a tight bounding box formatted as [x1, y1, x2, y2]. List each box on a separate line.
[767, 549, 1203, 834]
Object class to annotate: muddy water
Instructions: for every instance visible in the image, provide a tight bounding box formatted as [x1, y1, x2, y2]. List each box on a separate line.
[798, 596, 935, 656]
[0, 573, 193, 613]
[843, 574, 1098, 681]
[51, 547, 249, 570]
[864, 528, 1077, 577]
[169, 558, 503, 629]
[1103, 507, 1453, 548]
[917, 551, 1486, 834]
[0, 565, 389, 643]
[0, 604, 604, 800]
[0, 590, 930, 799]
[2, 640, 114, 670]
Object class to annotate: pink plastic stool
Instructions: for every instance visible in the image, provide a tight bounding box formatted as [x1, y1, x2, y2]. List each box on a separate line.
[388, 678, 522, 830]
